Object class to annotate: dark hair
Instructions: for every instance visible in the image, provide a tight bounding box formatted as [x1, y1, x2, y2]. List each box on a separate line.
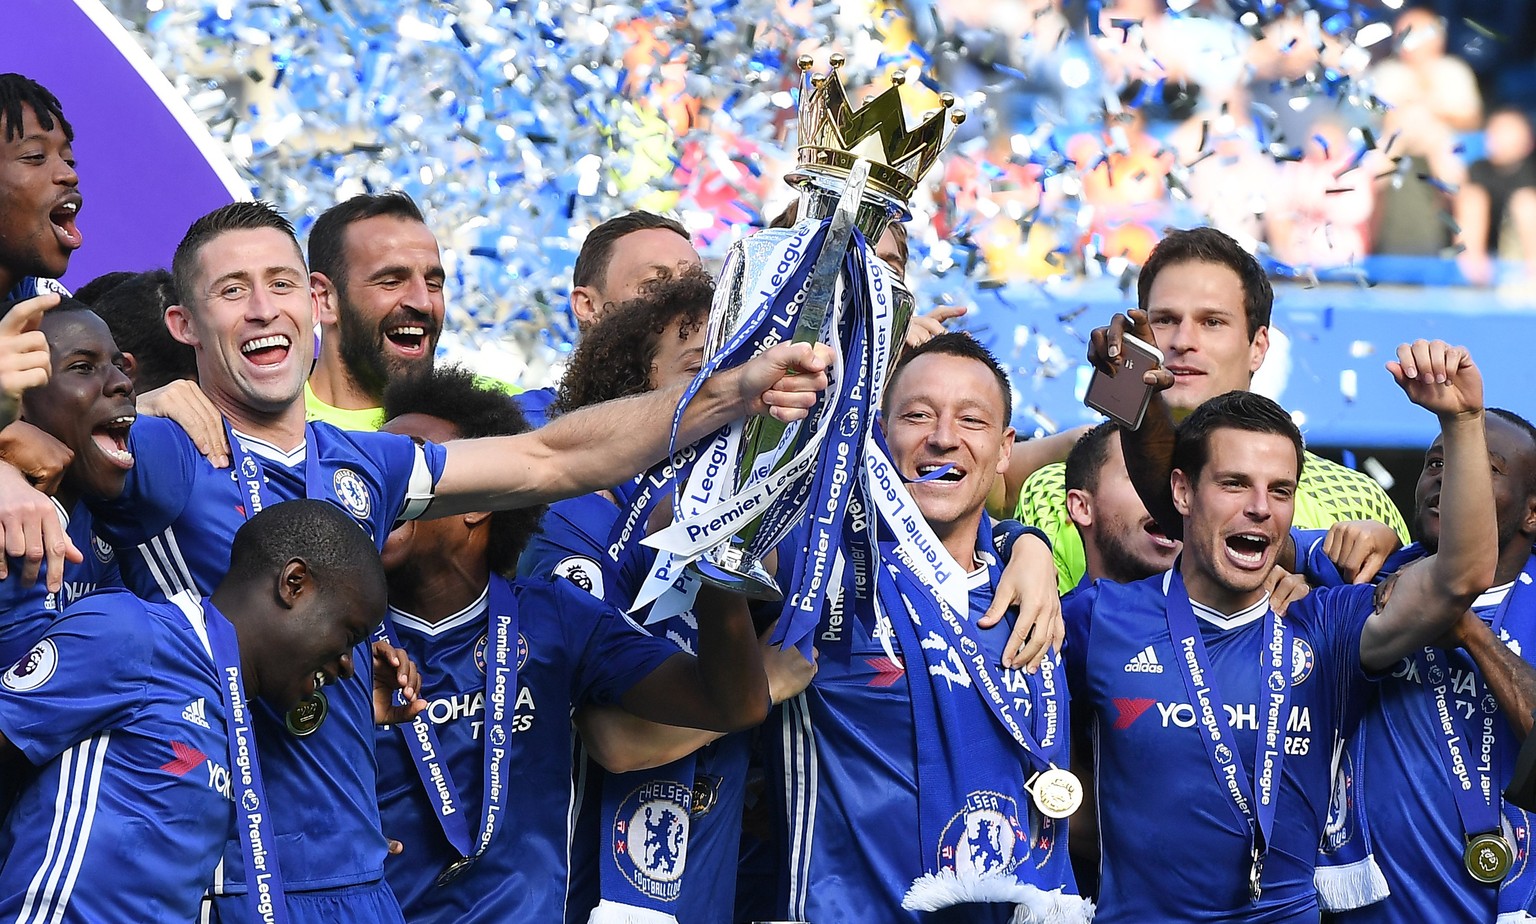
[89, 269, 198, 392]
[552, 266, 713, 416]
[1138, 227, 1272, 339]
[225, 498, 384, 596]
[1489, 407, 1536, 496]
[172, 201, 300, 309]
[770, 199, 910, 269]
[72, 272, 137, 306]
[1065, 421, 1121, 494]
[1172, 390, 1304, 484]
[308, 191, 427, 292]
[572, 211, 690, 293]
[1, 295, 91, 324]
[381, 365, 545, 576]
[0, 74, 72, 143]
[885, 331, 1013, 419]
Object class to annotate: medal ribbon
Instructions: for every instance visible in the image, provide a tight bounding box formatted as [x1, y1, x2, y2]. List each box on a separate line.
[1417, 557, 1536, 848]
[206, 602, 291, 924]
[1164, 570, 1292, 896]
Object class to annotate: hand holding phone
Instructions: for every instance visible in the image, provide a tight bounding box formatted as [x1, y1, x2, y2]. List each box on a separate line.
[1085, 332, 1164, 429]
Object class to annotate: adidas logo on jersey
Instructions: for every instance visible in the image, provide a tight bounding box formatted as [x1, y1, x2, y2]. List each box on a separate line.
[182, 697, 211, 729]
[1124, 646, 1164, 674]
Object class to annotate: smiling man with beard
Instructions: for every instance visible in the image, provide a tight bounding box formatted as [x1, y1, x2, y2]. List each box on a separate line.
[0, 74, 80, 302]
[304, 192, 444, 431]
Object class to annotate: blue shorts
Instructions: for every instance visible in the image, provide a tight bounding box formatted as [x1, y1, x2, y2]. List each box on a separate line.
[207, 879, 405, 924]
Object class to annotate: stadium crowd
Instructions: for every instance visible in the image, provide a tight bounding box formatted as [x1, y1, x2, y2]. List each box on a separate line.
[1, 12, 1536, 919]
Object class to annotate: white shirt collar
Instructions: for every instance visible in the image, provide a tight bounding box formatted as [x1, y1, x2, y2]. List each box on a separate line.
[389, 584, 490, 637]
[1162, 569, 1272, 630]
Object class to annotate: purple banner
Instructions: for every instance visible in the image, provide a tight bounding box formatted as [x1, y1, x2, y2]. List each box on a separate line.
[6, 0, 245, 289]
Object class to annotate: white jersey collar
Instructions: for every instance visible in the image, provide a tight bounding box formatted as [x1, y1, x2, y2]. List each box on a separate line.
[1162, 569, 1271, 630]
[389, 584, 490, 637]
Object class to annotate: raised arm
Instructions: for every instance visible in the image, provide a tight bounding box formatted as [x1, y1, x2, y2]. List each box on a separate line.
[426, 340, 833, 517]
[1446, 610, 1536, 739]
[1359, 341, 1495, 672]
[1088, 309, 1180, 539]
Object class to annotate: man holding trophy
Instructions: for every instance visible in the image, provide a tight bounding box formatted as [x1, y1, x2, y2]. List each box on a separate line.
[621, 55, 1085, 923]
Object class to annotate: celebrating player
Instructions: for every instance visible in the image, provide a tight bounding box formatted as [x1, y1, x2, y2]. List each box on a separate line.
[1015, 228, 1407, 594]
[372, 365, 771, 921]
[1065, 336, 1495, 921]
[0, 500, 386, 923]
[772, 333, 1088, 924]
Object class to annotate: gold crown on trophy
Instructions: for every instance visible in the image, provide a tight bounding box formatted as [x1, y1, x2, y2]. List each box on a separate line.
[786, 53, 965, 208]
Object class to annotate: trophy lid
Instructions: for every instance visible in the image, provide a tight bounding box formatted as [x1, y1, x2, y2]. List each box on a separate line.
[785, 54, 965, 213]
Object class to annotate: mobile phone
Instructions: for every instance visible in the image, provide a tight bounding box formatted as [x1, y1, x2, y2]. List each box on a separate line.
[1084, 333, 1164, 429]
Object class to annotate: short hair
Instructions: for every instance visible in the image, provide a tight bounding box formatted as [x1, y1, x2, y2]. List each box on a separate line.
[551, 266, 713, 416]
[172, 201, 299, 309]
[1171, 390, 1304, 484]
[770, 199, 909, 269]
[885, 331, 1013, 420]
[225, 498, 384, 598]
[0, 74, 72, 143]
[2, 295, 90, 323]
[72, 272, 137, 306]
[1489, 407, 1536, 496]
[381, 365, 545, 577]
[572, 211, 690, 293]
[1138, 227, 1273, 339]
[89, 269, 198, 392]
[308, 191, 427, 291]
[1065, 421, 1121, 494]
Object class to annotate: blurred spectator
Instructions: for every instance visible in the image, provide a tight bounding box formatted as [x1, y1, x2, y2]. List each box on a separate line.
[1454, 106, 1536, 285]
[1371, 7, 1483, 133]
[1266, 119, 1377, 269]
[1068, 103, 1171, 264]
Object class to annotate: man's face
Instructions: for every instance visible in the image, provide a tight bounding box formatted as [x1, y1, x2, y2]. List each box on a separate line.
[266, 577, 383, 712]
[1415, 415, 1536, 553]
[0, 105, 81, 289]
[1072, 437, 1181, 583]
[1172, 428, 1298, 605]
[883, 352, 1014, 544]
[648, 315, 707, 391]
[22, 311, 135, 500]
[575, 228, 701, 328]
[379, 412, 469, 580]
[324, 216, 445, 400]
[167, 227, 315, 418]
[1144, 260, 1268, 415]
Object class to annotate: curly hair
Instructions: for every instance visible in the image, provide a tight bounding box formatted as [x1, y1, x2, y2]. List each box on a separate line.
[552, 266, 714, 415]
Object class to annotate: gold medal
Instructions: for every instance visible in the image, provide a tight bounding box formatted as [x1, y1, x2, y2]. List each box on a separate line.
[1465, 832, 1514, 884]
[1028, 766, 1083, 819]
[436, 856, 476, 887]
[285, 690, 328, 737]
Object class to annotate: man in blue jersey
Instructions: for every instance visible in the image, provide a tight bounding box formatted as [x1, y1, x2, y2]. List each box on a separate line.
[773, 332, 1088, 924]
[0, 297, 127, 655]
[0, 499, 388, 923]
[0, 74, 78, 304]
[4, 200, 825, 924]
[1066, 336, 1495, 922]
[371, 365, 772, 922]
[1286, 406, 1536, 922]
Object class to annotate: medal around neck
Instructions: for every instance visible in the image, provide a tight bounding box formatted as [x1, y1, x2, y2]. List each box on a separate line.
[1465, 831, 1514, 884]
[285, 689, 328, 737]
[686, 54, 964, 603]
[1027, 766, 1083, 819]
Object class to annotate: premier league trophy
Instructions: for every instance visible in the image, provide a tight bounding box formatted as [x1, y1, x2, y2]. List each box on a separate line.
[636, 54, 962, 647]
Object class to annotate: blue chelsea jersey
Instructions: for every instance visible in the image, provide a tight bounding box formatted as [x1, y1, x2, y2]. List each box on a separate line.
[0, 590, 231, 923]
[770, 545, 1072, 924]
[84, 414, 447, 894]
[0, 499, 121, 668]
[376, 577, 680, 921]
[1065, 574, 1377, 923]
